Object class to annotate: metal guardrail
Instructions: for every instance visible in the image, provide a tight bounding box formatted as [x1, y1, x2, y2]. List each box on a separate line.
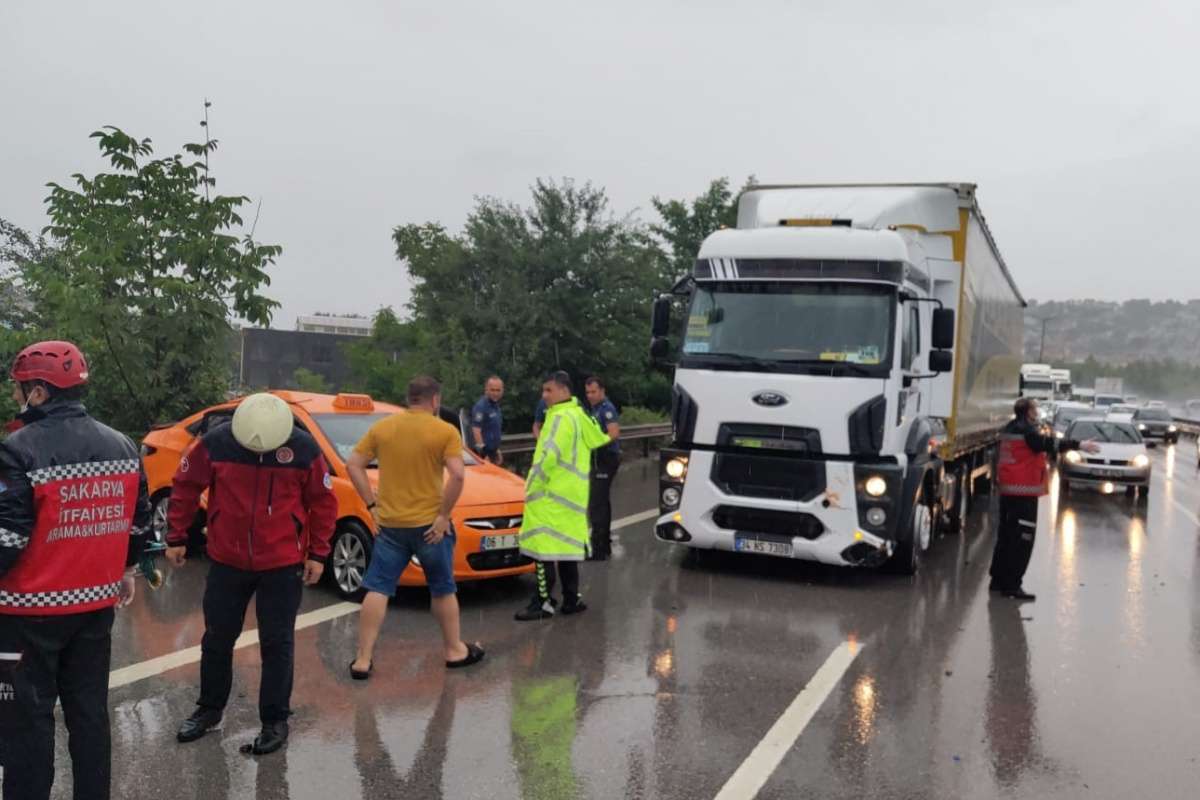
[499, 422, 673, 456]
[1173, 416, 1200, 437]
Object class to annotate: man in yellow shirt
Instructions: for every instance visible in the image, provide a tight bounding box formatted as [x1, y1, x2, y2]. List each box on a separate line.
[346, 375, 484, 678]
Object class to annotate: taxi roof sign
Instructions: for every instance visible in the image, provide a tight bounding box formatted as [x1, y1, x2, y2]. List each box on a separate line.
[333, 393, 375, 412]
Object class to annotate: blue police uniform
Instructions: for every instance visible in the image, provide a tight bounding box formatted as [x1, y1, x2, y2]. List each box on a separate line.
[471, 397, 503, 460]
[587, 398, 620, 560]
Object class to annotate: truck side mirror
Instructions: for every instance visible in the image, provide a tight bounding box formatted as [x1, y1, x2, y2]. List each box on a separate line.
[932, 309, 955, 350]
[650, 337, 672, 361]
[651, 295, 672, 338]
[929, 349, 953, 373]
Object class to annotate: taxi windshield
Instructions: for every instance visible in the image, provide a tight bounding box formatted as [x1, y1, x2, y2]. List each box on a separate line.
[310, 411, 479, 466]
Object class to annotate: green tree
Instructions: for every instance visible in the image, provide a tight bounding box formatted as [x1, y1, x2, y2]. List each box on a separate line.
[19, 126, 281, 433]
[292, 367, 331, 393]
[651, 176, 756, 281]
[385, 179, 670, 426]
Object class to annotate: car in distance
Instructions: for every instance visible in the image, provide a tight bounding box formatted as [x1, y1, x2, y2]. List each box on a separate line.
[1059, 417, 1150, 502]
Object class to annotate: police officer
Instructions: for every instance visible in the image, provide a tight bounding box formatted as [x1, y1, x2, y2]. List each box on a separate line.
[0, 341, 152, 800]
[583, 377, 621, 561]
[990, 397, 1098, 601]
[166, 393, 337, 755]
[471, 376, 505, 465]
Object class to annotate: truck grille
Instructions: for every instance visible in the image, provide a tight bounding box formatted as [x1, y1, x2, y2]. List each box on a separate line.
[712, 506, 824, 540]
[712, 423, 825, 501]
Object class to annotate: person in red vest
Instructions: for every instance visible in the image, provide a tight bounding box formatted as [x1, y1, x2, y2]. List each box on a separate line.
[0, 341, 152, 800]
[991, 397, 1098, 601]
[165, 392, 336, 756]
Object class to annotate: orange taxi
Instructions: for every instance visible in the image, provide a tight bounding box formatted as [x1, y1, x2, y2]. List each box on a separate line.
[141, 391, 532, 598]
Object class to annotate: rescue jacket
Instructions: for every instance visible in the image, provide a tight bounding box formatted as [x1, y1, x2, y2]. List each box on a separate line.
[519, 398, 611, 561]
[997, 416, 1079, 497]
[166, 423, 337, 572]
[0, 400, 151, 616]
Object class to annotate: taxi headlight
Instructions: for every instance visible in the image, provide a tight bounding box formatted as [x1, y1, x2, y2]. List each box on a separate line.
[864, 476, 888, 497]
[1132, 454, 1150, 469]
[665, 457, 688, 480]
[1065, 451, 1082, 465]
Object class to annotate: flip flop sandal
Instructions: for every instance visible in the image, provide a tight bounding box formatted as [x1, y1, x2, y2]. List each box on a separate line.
[349, 660, 373, 680]
[446, 643, 486, 669]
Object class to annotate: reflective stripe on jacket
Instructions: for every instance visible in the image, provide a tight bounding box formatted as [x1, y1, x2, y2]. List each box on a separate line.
[519, 398, 611, 561]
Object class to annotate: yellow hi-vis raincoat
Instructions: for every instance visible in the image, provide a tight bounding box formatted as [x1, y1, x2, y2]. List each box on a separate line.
[519, 397, 611, 561]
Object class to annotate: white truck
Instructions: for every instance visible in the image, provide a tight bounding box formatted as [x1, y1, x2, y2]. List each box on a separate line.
[1019, 363, 1055, 401]
[649, 183, 1025, 574]
[1050, 368, 1072, 401]
[1094, 377, 1125, 409]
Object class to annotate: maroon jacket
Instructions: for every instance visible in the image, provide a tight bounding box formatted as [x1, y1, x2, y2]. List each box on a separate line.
[166, 423, 337, 571]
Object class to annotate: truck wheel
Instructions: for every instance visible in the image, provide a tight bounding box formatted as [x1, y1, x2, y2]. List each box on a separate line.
[885, 488, 932, 576]
[330, 522, 373, 601]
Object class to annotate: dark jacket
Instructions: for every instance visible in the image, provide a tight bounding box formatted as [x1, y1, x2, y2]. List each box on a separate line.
[166, 423, 337, 572]
[0, 400, 151, 615]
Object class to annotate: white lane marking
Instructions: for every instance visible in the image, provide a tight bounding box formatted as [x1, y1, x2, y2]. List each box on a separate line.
[109, 601, 360, 689]
[1169, 496, 1200, 527]
[109, 508, 660, 687]
[713, 641, 862, 800]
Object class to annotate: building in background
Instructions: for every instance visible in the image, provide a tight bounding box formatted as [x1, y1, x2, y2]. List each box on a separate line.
[238, 328, 362, 391]
[295, 313, 372, 337]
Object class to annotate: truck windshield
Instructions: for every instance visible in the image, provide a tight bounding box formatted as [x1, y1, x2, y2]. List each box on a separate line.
[680, 282, 894, 375]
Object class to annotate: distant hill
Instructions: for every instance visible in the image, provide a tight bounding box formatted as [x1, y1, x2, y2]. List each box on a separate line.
[1023, 299, 1200, 365]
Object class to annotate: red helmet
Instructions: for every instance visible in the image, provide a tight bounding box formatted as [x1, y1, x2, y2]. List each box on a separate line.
[10, 340, 90, 389]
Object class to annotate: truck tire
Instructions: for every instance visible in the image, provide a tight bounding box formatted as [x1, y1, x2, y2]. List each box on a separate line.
[885, 487, 933, 576]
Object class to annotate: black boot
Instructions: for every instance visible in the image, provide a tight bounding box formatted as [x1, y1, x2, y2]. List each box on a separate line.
[514, 596, 556, 621]
[177, 707, 223, 743]
[1002, 587, 1036, 602]
[560, 594, 588, 615]
[250, 721, 289, 755]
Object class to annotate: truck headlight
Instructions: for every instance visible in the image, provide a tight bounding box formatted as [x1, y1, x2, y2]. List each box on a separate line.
[1132, 454, 1149, 469]
[1065, 451, 1082, 464]
[665, 457, 688, 480]
[865, 507, 887, 526]
[864, 476, 888, 497]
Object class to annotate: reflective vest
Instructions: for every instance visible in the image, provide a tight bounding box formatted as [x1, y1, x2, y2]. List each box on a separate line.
[997, 428, 1049, 497]
[519, 398, 611, 561]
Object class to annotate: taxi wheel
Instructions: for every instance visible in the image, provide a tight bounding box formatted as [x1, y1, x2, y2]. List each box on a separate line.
[149, 491, 170, 548]
[330, 522, 373, 601]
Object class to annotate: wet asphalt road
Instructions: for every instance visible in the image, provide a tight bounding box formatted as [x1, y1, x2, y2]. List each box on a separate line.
[44, 445, 1200, 799]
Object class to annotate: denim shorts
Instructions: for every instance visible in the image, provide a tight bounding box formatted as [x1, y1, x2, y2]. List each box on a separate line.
[362, 524, 457, 597]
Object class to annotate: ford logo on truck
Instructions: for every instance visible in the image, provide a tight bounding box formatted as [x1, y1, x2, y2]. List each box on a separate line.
[752, 391, 788, 407]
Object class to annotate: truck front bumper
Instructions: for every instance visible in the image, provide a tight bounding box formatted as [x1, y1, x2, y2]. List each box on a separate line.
[655, 450, 899, 568]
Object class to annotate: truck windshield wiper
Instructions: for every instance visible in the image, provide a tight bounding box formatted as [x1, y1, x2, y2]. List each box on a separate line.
[772, 358, 879, 377]
[685, 352, 781, 371]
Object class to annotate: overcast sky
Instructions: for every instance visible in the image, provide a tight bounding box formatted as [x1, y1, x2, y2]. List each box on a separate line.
[3, 1, 1197, 327]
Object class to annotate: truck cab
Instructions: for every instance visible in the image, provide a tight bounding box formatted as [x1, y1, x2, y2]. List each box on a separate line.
[651, 184, 1024, 574]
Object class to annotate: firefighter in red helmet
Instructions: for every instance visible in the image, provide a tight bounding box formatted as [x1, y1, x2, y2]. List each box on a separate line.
[0, 341, 152, 800]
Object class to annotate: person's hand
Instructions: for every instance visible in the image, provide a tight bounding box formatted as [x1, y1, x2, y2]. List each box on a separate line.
[1080, 440, 1102, 454]
[424, 514, 450, 544]
[117, 572, 136, 608]
[302, 559, 324, 585]
[165, 546, 187, 567]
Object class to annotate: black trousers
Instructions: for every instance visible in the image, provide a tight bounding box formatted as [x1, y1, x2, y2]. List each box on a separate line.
[534, 561, 580, 603]
[588, 451, 620, 557]
[989, 495, 1040, 590]
[199, 561, 303, 724]
[0, 607, 115, 800]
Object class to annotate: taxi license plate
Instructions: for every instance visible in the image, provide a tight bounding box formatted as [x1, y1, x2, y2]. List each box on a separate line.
[481, 534, 519, 551]
[735, 537, 793, 558]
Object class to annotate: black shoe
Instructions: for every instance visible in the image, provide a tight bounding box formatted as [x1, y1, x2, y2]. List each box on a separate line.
[176, 707, 222, 743]
[1002, 588, 1036, 602]
[250, 721, 289, 755]
[515, 597, 556, 621]
[560, 595, 588, 615]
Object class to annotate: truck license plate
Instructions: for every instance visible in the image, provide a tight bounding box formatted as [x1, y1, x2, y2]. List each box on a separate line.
[481, 534, 519, 551]
[735, 537, 793, 558]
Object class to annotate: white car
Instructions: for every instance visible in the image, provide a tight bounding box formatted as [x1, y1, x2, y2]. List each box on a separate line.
[1059, 417, 1150, 501]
